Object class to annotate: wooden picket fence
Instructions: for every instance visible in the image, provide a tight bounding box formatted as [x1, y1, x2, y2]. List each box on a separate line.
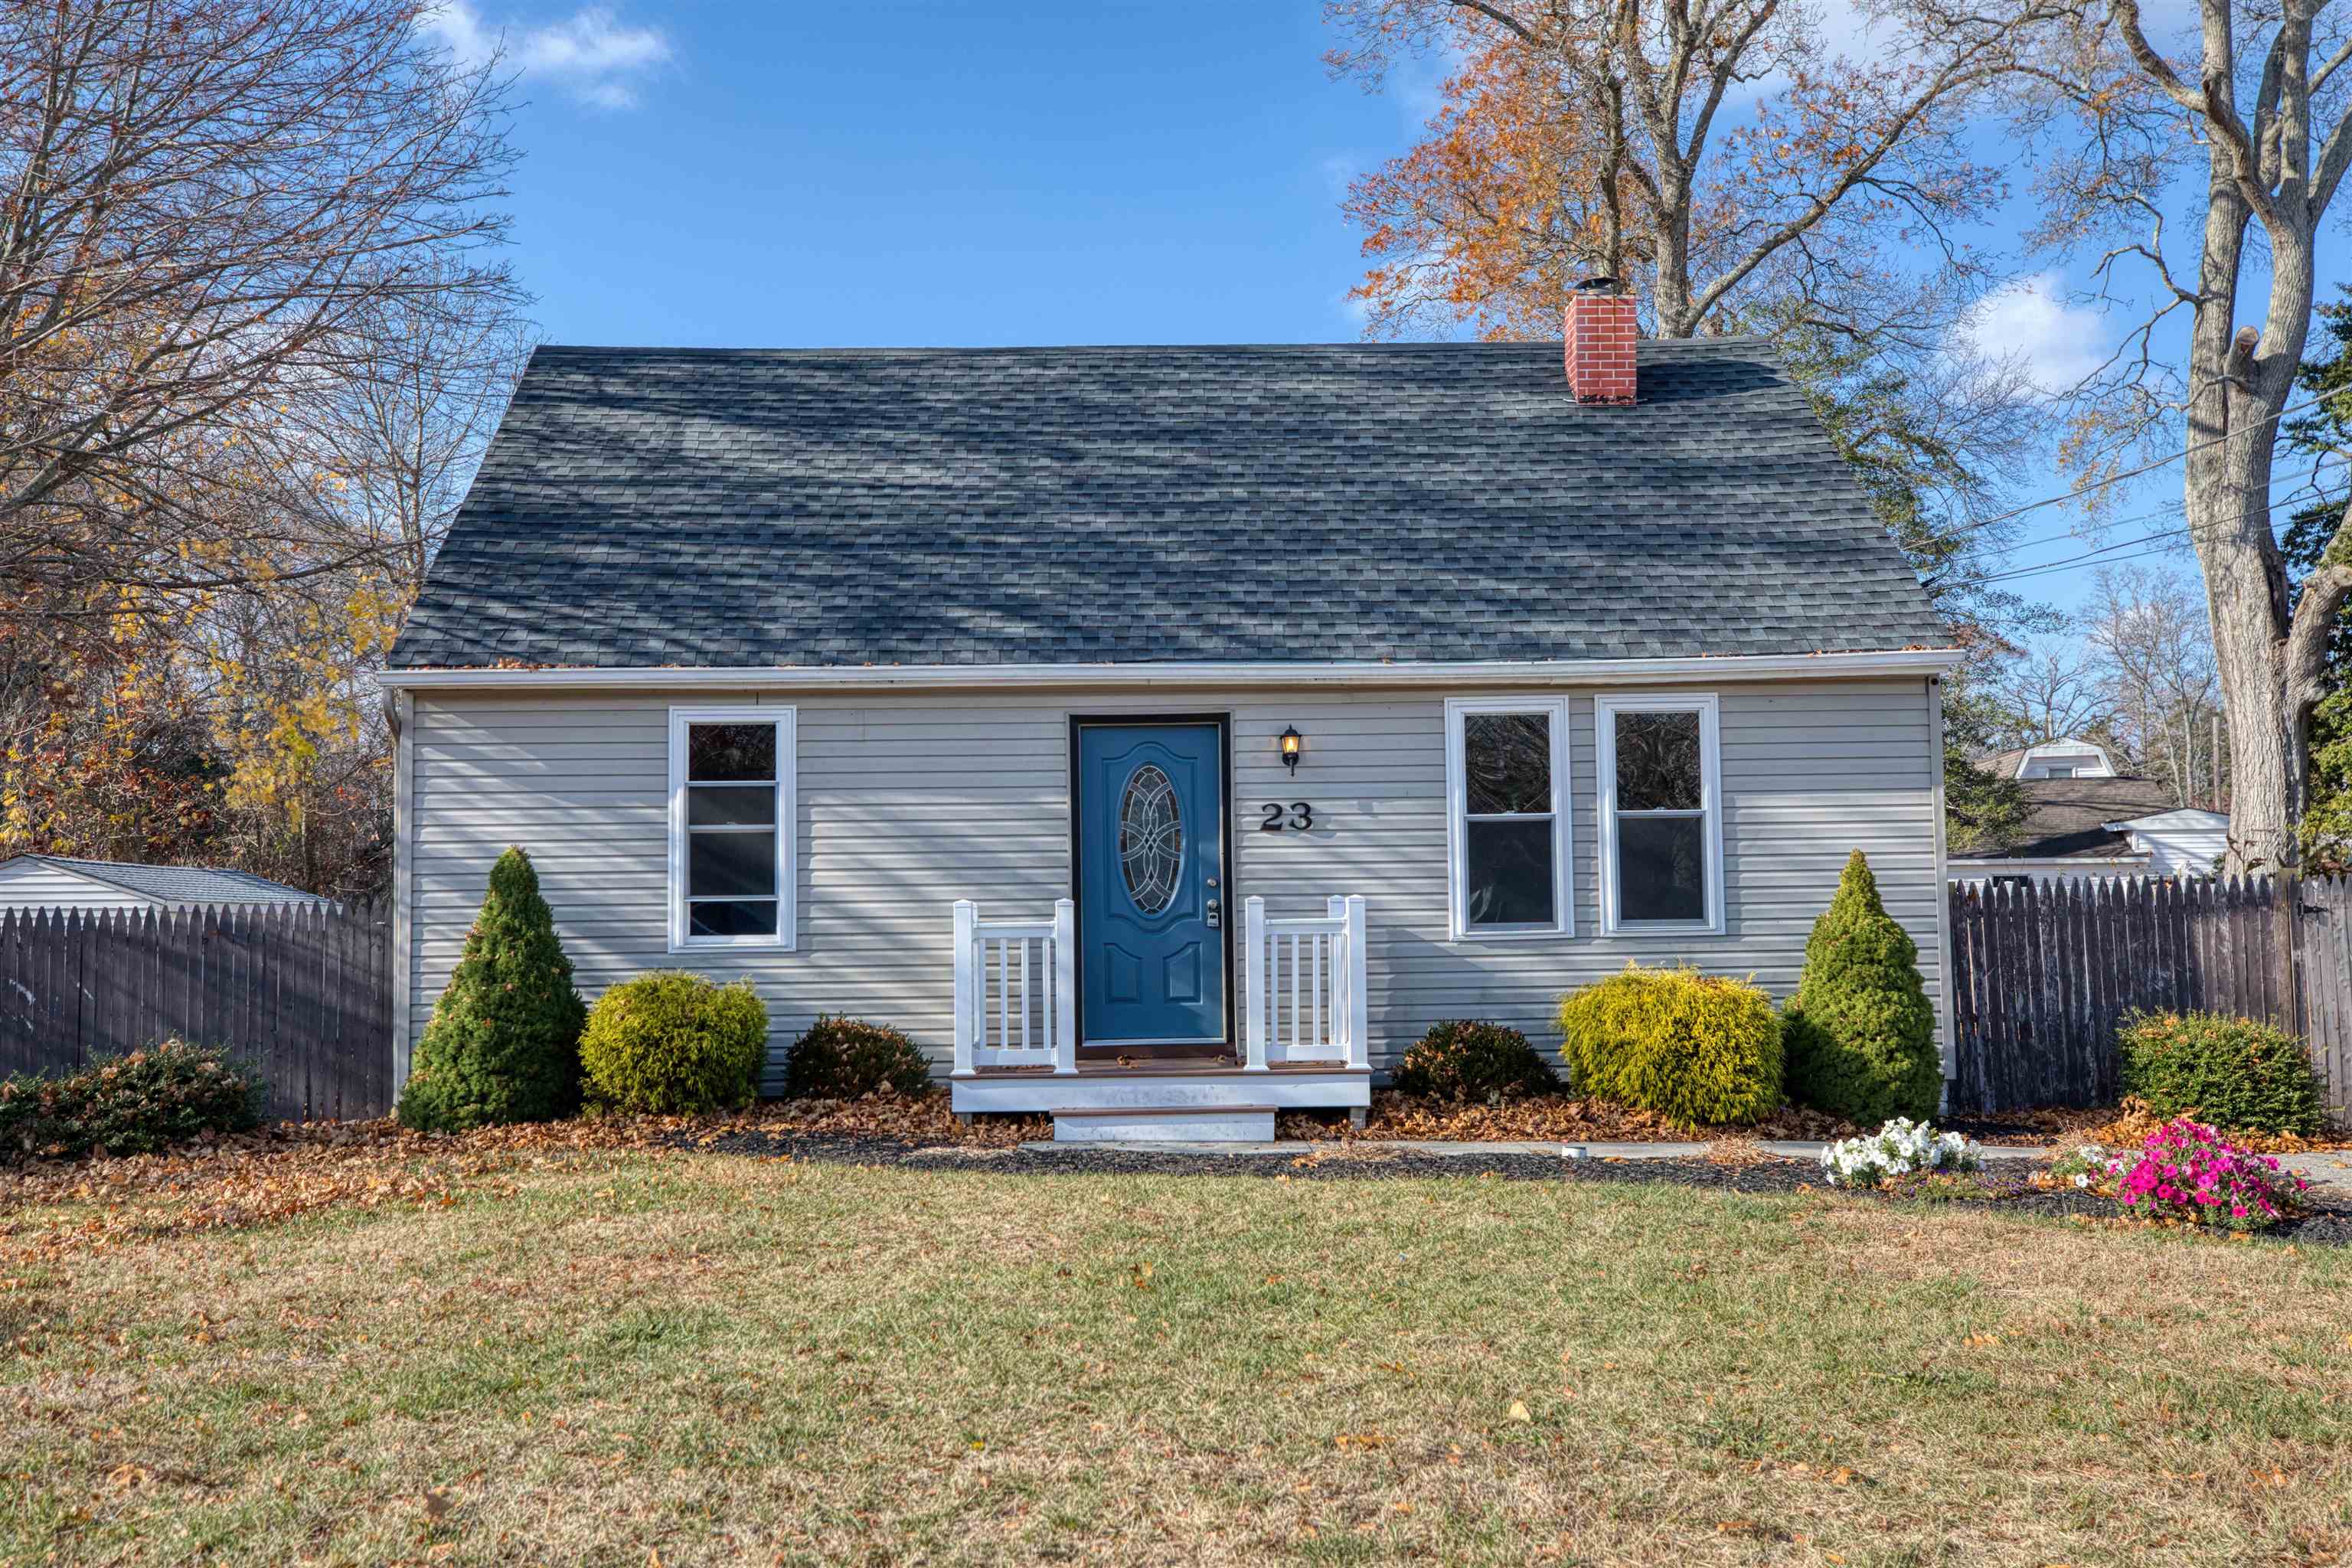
[1948, 875, 2352, 1119]
[0, 900, 394, 1121]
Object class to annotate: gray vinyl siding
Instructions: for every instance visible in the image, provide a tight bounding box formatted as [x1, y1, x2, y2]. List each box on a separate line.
[0, 861, 155, 911]
[405, 678, 1943, 1088]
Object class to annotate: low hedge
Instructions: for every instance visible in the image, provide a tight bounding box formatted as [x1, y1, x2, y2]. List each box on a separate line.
[0, 1040, 263, 1161]
[2117, 1010, 2326, 1137]
[579, 972, 767, 1114]
[1557, 964, 1784, 1125]
[1390, 1020, 1557, 1102]
[782, 1014, 932, 1099]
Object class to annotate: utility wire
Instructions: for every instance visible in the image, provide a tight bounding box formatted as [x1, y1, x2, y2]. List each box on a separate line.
[1967, 462, 2343, 585]
[1931, 390, 2338, 549]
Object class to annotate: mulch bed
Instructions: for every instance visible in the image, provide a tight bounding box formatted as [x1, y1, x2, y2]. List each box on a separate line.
[685, 1127, 2352, 1246]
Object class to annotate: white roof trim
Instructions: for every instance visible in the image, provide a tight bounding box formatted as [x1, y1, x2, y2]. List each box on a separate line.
[2107, 808, 2230, 831]
[1947, 854, 2152, 871]
[377, 647, 1964, 693]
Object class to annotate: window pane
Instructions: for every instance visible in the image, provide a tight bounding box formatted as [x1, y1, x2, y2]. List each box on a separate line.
[1619, 815, 1707, 923]
[1615, 711, 1701, 812]
[688, 784, 775, 826]
[1465, 817, 1555, 927]
[688, 900, 779, 937]
[688, 723, 776, 782]
[689, 830, 776, 897]
[1464, 713, 1551, 815]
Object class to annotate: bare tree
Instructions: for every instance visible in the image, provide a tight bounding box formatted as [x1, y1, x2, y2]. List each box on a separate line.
[0, 0, 521, 625]
[2011, 0, 2352, 867]
[1991, 639, 2111, 743]
[283, 261, 538, 595]
[2082, 566, 2224, 804]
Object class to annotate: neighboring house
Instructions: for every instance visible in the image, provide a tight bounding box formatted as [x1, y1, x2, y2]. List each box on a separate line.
[380, 289, 1963, 1141]
[1948, 742, 2230, 882]
[0, 855, 327, 913]
[1988, 737, 2122, 782]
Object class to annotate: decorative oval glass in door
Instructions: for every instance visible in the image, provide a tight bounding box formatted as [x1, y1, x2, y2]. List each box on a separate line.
[1118, 763, 1183, 915]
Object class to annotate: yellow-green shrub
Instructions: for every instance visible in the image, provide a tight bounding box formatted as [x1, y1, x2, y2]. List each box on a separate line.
[1557, 964, 1784, 1125]
[579, 972, 766, 1114]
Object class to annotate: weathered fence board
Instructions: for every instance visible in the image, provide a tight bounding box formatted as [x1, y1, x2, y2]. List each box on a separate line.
[0, 900, 392, 1121]
[1950, 875, 2352, 1119]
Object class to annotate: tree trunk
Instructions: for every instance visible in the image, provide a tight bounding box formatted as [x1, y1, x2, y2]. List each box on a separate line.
[2180, 121, 2314, 871]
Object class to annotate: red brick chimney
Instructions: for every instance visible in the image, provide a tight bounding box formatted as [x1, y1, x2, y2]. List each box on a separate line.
[1564, 278, 1637, 405]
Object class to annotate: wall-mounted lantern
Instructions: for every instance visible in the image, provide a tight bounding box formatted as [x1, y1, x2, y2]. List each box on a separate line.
[1279, 725, 1303, 776]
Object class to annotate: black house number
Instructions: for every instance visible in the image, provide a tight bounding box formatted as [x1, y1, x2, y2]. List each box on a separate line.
[1259, 802, 1314, 832]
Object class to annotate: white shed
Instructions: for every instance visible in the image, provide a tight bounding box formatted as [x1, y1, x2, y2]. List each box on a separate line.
[0, 855, 325, 913]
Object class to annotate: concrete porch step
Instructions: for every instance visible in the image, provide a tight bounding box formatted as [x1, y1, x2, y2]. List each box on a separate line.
[1052, 1104, 1279, 1143]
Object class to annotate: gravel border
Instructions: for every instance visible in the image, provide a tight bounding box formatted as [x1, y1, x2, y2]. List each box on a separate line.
[682, 1129, 2352, 1246]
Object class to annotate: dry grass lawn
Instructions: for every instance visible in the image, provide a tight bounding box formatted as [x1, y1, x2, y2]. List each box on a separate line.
[3, 1145, 2350, 1566]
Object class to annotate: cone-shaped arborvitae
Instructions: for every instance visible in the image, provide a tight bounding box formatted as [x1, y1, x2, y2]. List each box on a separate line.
[1782, 849, 1942, 1127]
[397, 846, 586, 1130]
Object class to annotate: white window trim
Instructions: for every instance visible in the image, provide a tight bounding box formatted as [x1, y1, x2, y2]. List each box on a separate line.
[1443, 695, 1573, 941]
[1595, 692, 1725, 937]
[668, 705, 796, 952]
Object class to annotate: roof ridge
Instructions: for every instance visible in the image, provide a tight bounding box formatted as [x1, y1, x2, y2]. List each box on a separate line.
[527, 337, 1780, 357]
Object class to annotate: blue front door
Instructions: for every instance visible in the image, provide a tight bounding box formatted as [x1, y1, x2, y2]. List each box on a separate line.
[1077, 721, 1227, 1046]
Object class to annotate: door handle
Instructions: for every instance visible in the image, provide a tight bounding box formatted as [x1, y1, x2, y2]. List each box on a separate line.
[1204, 896, 1221, 929]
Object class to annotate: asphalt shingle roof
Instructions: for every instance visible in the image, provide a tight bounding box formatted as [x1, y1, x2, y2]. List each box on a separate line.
[390, 338, 1952, 670]
[1970, 777, 2191, 861]
[21, 857, 325, 905]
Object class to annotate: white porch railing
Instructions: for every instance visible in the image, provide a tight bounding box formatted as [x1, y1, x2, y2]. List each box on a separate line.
[1243, 895, 1369, 1070]
[952, 899, 1076, 1076]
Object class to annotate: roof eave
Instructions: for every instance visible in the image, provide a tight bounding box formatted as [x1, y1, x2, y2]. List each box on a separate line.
[377, 647, 1965, 693]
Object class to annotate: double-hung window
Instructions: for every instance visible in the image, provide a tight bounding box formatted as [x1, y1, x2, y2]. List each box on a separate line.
[1596, 694, 1723, 934]
[1445, 697, 1571, 938]
[668, 706, 795, 950]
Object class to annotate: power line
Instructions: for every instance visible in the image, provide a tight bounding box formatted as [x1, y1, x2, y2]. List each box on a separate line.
[1934, 390, 2337, 549]
[1967, 463, 2342, 586]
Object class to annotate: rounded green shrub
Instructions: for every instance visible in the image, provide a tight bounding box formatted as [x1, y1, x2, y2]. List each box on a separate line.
[782, 1014, 932, 1099]
[397, 846, 586, 1132]
[1390, 1020, 1557, 1102]
[1781, 850, 1941, 1127]
[580, 972, 768, 1114]
[0, 1040, 262, 1161]
[1558, 964, 1784, 1125]
[2117, 1010, 2325, 1137]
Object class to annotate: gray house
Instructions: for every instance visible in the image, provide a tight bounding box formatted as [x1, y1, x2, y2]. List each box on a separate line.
[382, 292, 1959, 1141]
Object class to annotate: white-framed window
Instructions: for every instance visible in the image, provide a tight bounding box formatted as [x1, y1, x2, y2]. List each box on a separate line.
[1443, 696, 1572, 939]
[1596, 693, 1723, 936]
[668, 705, 795, 951]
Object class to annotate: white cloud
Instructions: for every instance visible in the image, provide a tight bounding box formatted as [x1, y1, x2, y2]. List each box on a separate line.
[422, 2, 671, 109]
[1957, 272, 2113, 397]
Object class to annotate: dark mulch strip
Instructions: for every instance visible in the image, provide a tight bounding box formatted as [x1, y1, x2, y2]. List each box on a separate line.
[681, 1129, 2352, 1246]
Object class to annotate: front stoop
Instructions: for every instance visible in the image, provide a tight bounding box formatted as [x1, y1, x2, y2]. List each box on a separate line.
[1052, 1105, 1278, 1143]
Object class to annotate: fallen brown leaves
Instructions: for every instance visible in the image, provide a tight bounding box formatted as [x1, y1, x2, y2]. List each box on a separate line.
[2085, 1097, 2352, 1154]
[699, 1090, 1049, 1148]
[1276, 1091, 1856, 1145]
[0, 1093, 1062, 1267]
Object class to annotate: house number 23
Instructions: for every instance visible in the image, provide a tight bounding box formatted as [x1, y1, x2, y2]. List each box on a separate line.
[1259, 802, 1314, 832]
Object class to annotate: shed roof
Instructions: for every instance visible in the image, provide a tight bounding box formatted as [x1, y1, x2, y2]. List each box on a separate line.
[4, 856, 325, 906]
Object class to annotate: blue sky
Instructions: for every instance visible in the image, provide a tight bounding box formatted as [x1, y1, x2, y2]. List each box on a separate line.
[421, 0, 2335, 621]
[429, 2, 1419, 348]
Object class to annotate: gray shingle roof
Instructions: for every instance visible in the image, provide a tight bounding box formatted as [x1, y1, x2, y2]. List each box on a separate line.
[1968, 776, 2192, 861]
[23, 857, 325, 905]
[390, 338, 1952, 670]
